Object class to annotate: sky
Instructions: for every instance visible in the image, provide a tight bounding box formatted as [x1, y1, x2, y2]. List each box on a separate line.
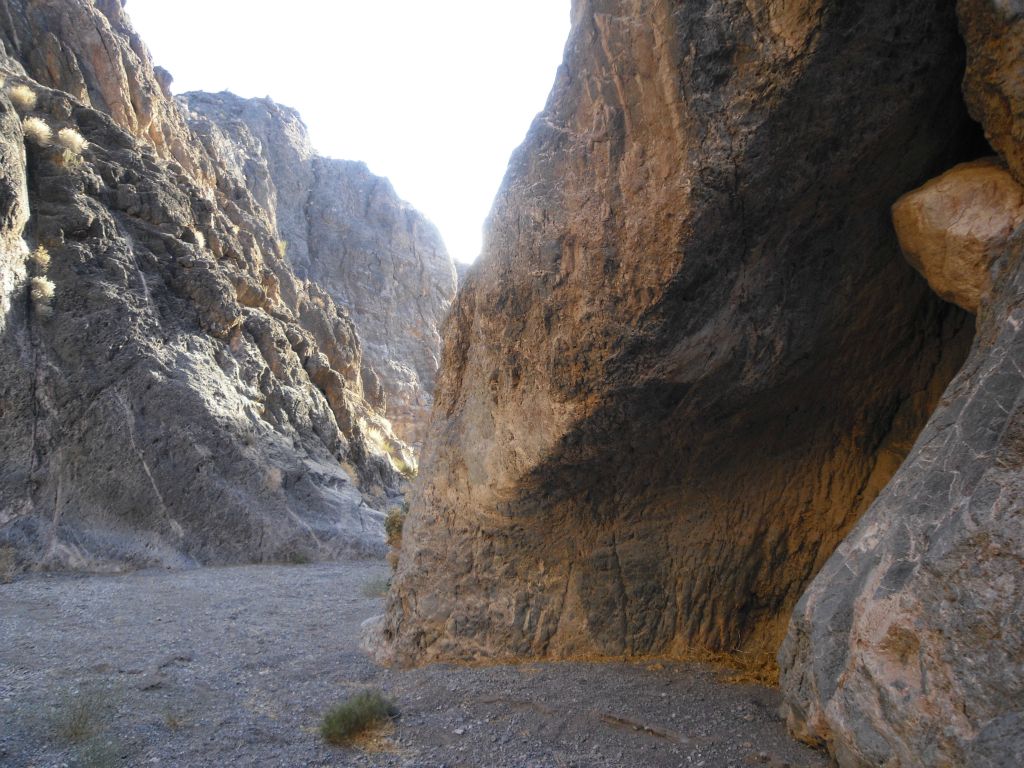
[124, 1, 571, 264]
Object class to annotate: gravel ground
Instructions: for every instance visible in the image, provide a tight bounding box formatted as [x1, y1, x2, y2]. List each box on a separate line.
[0, 562, 829, 767]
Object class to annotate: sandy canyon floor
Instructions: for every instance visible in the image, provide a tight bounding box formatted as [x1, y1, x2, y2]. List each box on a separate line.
[0, 562, 828, 767]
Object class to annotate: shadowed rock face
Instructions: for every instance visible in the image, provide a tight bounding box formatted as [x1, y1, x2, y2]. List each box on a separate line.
[0, 0, 418, 569]
[779, 4, 1024, 765]
[381, 0, 976, 667]
[181, 92, 458, 451]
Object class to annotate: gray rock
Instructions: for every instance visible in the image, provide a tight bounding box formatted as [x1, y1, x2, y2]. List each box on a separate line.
[779, 233, 1024, 767]
[0, 0, 425, 570]
[180, 92, 457, 451]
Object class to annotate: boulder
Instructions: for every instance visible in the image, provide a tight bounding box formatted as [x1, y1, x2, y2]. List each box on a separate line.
[893, 157, 1024, 313]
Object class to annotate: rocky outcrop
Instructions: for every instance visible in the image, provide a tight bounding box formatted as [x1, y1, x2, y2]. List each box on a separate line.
[959, 0, 1024, 185]
[380, 0, 976, 669]
[780, 239, 1024, 765]
[893, 157, 1024, 313]
[0, 0, 415, 569]
[778, 5, 1024, 766]
[180, 92, 457, 451]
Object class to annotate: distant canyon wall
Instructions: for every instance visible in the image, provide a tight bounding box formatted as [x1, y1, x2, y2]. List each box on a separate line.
[0, 0, 451, 570]
[182, 92, 457, 450]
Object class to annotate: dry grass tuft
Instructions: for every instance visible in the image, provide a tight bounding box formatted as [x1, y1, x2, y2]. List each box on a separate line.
[30, 275, 55, 302]
[676, 645, 779, 686]
[31, 245, 51, 272]
[31, 276, 55, 317]
[56, 126, 87, 154]
[321, 690, 397, 746]
[8, 83, 36, 111]
[22, 116, 51, 146]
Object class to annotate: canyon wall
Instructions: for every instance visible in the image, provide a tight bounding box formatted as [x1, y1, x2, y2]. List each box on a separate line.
[181, 92, 457, 451]
[0, 0, 442, 569]
[778, 2, 1024, 765]
[381, 0, 976, 668]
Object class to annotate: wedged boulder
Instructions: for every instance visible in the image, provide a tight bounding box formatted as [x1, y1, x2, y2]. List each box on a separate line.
[959, 0, 1024, 185]
[379, 0, 976, 667]
[779, 233, 1024, 767]
[893, 157, 1024, 313]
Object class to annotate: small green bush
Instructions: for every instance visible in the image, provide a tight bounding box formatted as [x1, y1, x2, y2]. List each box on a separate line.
[361, 576, 390, 598]
[320, 690, 397, 746]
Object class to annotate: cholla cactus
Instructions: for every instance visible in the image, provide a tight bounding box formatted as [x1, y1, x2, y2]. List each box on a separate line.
[30, 276, 55, 316]
[7, 84, 36, 111]
[22, 116, 51, 146]
[56, 127, 87, 155]
[30, 245, 51, 272]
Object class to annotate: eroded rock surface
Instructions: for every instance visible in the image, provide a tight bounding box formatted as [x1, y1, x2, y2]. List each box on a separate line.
[893, 157, 1024, 313]
[381, 0, 975, 668]
[779, 235, 1024, 768]
[0, 0, 417, 569]
[959, 0, 1024, 184]
[181, 92, 457, 450]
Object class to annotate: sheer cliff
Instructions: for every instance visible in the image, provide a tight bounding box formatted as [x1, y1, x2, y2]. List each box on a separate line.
[380, 1, 1023, 765]
[180, 92, 458, 451]
[0, 0, 442, 569]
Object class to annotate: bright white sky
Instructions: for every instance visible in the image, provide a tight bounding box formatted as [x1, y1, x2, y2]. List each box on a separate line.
[124, 1, 570, 264]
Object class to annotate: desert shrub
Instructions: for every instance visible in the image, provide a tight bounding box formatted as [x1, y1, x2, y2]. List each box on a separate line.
[22, 116, 51, 145]
[52, 689, 106, 743]
[8, 83, 36, 111]
[31, 245, 51, 272]
[383, 506, 405, 548]
[320, 690, 397, 746]
[56, 127, 87, 154]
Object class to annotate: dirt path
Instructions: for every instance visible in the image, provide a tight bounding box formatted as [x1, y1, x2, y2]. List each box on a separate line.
[0, 562, 828, 767]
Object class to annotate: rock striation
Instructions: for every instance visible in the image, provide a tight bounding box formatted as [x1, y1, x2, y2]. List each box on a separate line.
[180, 92, 457, 451]
[0, 0, 444, 570]
[381, 0, 977, 673]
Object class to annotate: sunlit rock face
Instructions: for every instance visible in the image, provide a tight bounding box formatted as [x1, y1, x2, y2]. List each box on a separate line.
[780, 4, 1024, 766]
[182, 92, 458, 451]
[381, 0, 975, 673]
[0, 0, 421, 569]
[893, 157, 1024, 313]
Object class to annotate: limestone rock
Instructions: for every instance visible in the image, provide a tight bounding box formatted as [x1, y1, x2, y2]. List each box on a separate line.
[893, 157, 1024, 313]
[181, 92, 457, 450]
[959, 0, 1024, 185]
[779, 234, 1024, 767]
[0, 0, 412, 570]
[380, 0, 975, 667]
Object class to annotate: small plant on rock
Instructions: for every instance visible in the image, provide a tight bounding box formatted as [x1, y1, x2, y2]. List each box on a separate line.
[31, 275, 55, 317]
[22, 116, 51, 146]
[30, 245, 51, 273]
[57, 126, 87, 155]
[8, 83, 36, 111]
[320, 690, 397, 746]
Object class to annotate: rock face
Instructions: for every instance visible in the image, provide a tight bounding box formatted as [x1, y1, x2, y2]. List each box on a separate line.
[893, 157, 1024, 313]
[381, 0, 976, 669]
[180, 92, 457, 451]
[779, 6, 1024, 767]
[959, 0, 1024, 185]
[0, 0, 428, 569]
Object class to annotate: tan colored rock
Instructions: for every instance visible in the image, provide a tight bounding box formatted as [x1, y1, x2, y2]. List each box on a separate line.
[379, 0, 974, 674]
[893, 157, 1024, 313]
[959, 0, 1024, 184]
